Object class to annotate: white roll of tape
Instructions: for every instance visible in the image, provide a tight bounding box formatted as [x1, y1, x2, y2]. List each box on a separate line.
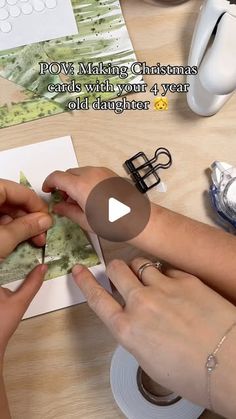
[110, 346, 204, 419]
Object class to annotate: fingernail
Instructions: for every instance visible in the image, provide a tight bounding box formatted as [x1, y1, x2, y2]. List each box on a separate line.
[52, 204, 59, 214]
[38, 215, 52, 231]
[72, 264, 84, 276]
[40, 264, 48, 274]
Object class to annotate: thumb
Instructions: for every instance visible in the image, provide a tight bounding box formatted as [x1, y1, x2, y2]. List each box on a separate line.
[14, 264, 47, 313]
[0, 212, 52, 258]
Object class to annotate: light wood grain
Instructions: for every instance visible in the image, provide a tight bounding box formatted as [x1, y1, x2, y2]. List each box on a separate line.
[1, 0, 234, 417]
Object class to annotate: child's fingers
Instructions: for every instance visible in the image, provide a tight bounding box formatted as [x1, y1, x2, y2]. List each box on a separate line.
[0, 215, 12, 225]
[0, 208, 47, 248]
[31, 233, 47, 248]
[13, 265, 47, 313]
[0, 179, 48, 213]
[0, 213, 52, 258]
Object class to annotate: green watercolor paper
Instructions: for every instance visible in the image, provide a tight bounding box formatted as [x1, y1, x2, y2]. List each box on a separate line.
[0, 0, 140, 128]
[44, 190, 99, 280]
[0, 173, 99, 286]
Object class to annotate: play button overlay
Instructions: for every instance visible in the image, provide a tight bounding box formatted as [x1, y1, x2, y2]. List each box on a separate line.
[85, 177, 151, 242]
[108, 198, 131, 223]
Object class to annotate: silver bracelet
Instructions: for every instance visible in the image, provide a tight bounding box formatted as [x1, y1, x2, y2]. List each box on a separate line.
[206, 321, 236, 412]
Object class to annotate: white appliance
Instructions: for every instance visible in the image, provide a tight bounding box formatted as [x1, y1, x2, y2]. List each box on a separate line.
[187, 0, 236, 116]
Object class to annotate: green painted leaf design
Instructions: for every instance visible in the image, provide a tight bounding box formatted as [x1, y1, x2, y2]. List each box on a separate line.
[20, 171, 32, 188]
[0, 0, 140, 114]
[0, 175, 99, 285]
[45, 191, 99, 280]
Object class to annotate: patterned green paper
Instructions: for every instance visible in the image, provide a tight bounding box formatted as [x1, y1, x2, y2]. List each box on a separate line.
[0, 173, 99, 286]
[44, 190, 99, 281]
[0, 0, 139, 128]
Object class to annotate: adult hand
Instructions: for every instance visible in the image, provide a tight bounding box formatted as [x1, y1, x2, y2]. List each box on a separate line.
[0, 265, 48, 419]
[43, 166, 117, 232]
[43, 167, 236, 304]
[0, 179, 52, 260]
[0, 266, 48, 419]
[0, 179, 53, 353]
[0, 265, 47, 362]
[72, 258, 236, 417]
[0, 179, 52, 418]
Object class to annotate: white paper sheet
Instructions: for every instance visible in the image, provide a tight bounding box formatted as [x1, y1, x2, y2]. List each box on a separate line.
[0, 136, 110, 319]
[0, 0, 78, 51]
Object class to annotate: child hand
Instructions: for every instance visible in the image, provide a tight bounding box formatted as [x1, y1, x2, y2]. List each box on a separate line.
[0, 265, 47, 362]
[0, 179, 52, 260]
[0, 179, 52, 360]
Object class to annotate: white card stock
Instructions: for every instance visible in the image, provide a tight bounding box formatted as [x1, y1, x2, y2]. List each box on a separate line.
[0, 136, 110, 319]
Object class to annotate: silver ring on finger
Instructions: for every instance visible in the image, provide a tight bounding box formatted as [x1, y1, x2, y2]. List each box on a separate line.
[138, 261, 162, 282]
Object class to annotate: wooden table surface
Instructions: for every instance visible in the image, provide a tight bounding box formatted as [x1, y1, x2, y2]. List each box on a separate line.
[0, 0, 234, 417]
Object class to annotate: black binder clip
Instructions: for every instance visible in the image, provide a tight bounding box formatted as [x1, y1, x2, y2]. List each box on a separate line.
[124, 148, 172, 193]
